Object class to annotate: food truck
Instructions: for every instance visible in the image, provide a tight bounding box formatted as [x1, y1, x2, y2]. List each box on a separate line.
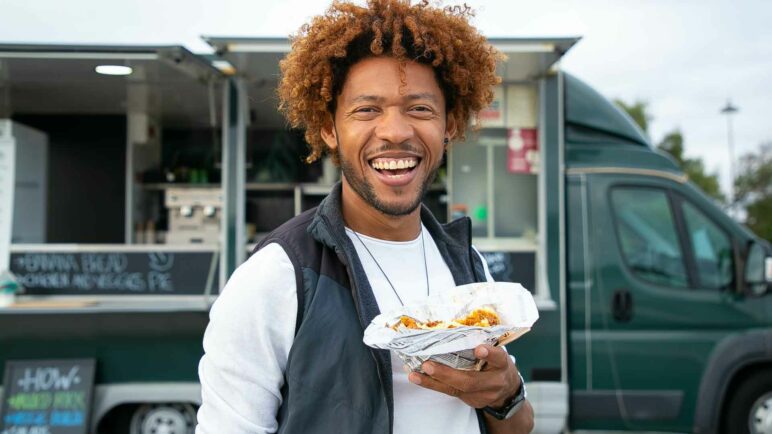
[0, 38, 770, 434]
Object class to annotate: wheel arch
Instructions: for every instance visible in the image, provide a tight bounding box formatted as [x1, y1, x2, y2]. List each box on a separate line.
[693, 330, 772, 434]
[718, 360, 772, 431]
[91, 382, 201, 432]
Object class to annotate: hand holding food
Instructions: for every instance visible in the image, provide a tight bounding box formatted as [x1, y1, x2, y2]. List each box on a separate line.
[409, 344, 521, 409]
[363, 282, 539, 371]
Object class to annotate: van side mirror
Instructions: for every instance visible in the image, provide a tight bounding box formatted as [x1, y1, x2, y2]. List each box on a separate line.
[744, 242, 771, 296]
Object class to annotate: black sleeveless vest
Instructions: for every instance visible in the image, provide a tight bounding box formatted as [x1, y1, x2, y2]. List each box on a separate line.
[253, 183, 489, 434]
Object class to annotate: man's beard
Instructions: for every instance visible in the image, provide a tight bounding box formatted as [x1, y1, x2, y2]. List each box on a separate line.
[338, 151, 440, 217]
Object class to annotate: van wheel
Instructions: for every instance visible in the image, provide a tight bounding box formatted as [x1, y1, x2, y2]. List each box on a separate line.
[129, 403, 197, 434]
[724, 372, 772, 434]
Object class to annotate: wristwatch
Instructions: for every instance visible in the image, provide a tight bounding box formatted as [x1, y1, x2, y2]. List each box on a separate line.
[482, 371, 527, 420]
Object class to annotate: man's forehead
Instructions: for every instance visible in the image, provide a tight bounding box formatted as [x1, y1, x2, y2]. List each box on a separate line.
[339, 57, 444, 104]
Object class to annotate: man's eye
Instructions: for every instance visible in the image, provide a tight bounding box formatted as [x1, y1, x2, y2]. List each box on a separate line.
[355, 107, 377, 113]
[410, 106, 435, 116]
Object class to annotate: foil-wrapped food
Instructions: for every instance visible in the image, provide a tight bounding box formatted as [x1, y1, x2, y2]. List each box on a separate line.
[363, 282, 539, 371]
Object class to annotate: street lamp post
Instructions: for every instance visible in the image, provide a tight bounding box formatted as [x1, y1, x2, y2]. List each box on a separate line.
[720, 100, 739, 214]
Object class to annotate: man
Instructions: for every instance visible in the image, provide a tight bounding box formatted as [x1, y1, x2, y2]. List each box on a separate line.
[196, 1, 534, 433]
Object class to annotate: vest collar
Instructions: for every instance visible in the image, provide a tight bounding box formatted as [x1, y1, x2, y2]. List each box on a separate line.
[307, 182, 483, 290]
[307, 182, 471, 253]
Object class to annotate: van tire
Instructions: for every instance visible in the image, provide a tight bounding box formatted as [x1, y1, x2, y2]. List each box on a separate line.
[723, 372, 772, 434]
[129, 403, 197, 434]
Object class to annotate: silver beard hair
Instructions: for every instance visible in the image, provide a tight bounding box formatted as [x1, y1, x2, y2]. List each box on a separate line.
[337, 148, 441, 217]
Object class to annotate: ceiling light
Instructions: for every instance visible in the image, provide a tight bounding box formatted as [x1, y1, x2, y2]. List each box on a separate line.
[95, 65, 133, 76]
[211, 60, 236, 75]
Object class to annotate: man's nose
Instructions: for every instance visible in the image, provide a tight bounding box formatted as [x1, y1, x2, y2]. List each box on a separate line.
[374, 109, 414, 145]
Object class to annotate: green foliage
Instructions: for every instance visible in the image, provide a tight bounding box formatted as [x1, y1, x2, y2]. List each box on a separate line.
[735, 143, 772, 241]
[613, 99, 651, 133]
[658, 130, 725, 202]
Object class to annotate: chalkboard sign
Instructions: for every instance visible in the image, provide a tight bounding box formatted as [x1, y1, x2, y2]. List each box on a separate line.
[480, 251, 536, 292]
[9, 250, 219, 296]
[1, 359, 95, 434]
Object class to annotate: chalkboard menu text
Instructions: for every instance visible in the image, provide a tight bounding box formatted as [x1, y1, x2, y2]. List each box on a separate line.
[9, 250, 219, 296]
[1, 359, 95, 434]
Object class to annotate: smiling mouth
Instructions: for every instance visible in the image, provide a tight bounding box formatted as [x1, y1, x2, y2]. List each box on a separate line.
[368, 156, 420, 178]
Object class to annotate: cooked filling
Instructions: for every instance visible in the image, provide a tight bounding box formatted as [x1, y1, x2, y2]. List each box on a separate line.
[390, 307, 500, 330]
[370, 157, 419, 177]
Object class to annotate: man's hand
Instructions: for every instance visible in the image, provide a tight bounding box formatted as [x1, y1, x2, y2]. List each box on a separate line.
[407, 344, 534, 434]
[407, 344, 519, 409]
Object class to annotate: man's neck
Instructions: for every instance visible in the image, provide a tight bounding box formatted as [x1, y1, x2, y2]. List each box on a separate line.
[340, 181, 422, 242]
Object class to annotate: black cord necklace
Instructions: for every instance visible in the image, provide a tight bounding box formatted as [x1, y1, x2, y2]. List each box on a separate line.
[352, 226, 430, 306]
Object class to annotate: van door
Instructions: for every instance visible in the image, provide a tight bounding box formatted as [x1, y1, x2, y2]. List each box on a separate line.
[567, 173, 632, 431]
[584, 173, 767, 432]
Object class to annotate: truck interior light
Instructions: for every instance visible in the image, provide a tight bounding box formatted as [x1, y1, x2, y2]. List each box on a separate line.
[95, 65, 133, 76]
[211, 60, 236, 75]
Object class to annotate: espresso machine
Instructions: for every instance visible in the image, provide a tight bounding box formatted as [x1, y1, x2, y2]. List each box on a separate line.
[164, 188, 222, 245]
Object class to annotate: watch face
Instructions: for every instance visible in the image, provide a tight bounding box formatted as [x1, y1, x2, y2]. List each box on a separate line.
[504, 399, 526, 419]
[484, 372, 527, 420]
[484, 393, 525, 420]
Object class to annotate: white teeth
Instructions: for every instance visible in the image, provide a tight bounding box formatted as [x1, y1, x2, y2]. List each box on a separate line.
[370, 158, 418, 171]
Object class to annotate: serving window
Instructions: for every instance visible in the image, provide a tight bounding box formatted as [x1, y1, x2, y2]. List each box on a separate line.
[447, 82, 549, 303]
[1, 46, 225, 300]
[449, 83, 540, 242]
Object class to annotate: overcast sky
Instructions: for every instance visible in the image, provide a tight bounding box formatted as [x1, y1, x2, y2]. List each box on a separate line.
[1, 0, 770, 195]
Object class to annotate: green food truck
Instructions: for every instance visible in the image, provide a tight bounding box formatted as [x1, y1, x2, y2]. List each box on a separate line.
[0, 38, 770, 434]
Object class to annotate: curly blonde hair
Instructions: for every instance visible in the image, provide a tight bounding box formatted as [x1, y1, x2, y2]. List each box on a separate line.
[278, 0, 502, 163]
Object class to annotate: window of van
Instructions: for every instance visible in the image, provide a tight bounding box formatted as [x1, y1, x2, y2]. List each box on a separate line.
[680, 201, 734, 289]
[611, 188, 689, 287]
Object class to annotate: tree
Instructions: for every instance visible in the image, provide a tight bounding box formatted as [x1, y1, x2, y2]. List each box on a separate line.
[658, 130, 725, 202]
[614, 99, 651, 134]
[734, 142, 772, 241]
[614, 99, 725, 203]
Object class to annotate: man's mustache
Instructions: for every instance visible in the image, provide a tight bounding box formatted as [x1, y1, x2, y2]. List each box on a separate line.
[366, 142, 423, 157]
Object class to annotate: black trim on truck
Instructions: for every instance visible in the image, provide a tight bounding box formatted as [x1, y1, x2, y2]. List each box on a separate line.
[669, 192, 700, 289]
[572, 390, 683, 420]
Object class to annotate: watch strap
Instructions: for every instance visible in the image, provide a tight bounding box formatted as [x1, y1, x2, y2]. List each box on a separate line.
[482, 371, 527, 420]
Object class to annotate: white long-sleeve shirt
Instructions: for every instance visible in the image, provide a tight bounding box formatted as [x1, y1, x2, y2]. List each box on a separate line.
[196, 225, 493, 434]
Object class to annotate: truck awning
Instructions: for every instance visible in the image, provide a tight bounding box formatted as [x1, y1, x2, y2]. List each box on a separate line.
[203, 36, 579, 128]
[488, 37, 579, 81]
[0, 44, 223, 127]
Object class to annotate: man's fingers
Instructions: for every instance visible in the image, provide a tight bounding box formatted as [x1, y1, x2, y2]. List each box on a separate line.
[408, 372, 462, 397]
[412, 352, 520, 408]
[422, 362, 479, 392]
[475, 344, 510, 370]
[408, 370, 501, 409]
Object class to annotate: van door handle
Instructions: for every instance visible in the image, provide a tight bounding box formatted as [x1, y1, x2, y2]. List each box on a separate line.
[612, 289, 633, 322]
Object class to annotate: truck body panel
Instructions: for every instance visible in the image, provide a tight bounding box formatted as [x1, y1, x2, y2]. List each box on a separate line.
[564, 73, 772, 432]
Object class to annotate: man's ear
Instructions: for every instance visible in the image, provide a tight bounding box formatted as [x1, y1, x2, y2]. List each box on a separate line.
[445, 114, 458, 145]
[320, 113, 338, 151]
